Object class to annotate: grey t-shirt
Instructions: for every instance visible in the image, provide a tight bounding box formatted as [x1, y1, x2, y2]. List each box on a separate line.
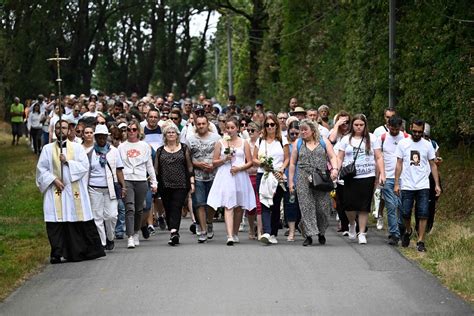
[186, 132, 221, 182]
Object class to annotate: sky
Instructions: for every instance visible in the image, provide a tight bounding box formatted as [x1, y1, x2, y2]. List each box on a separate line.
[189, 10, 220, 41]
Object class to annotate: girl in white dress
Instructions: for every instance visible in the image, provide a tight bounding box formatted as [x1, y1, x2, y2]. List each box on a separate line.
[207, 117, 256, 245]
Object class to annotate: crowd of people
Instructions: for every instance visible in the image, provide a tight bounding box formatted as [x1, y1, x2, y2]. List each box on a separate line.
[9, 91, 442, 263]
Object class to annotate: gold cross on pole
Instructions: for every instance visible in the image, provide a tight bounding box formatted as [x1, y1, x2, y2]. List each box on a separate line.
[47, 48, 70, 181]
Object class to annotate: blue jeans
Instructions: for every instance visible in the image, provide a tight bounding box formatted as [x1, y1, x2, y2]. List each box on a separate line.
[401, 189, 430, 220]
[382, 179, 404, 239]
[115, 198, 126, 237]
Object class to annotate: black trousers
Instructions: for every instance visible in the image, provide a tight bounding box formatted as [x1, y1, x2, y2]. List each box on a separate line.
[46, 221, 105, 262]
[336, 184, 349, 231]
[30, 127, 42, 154]
[161, 187, 188, 232]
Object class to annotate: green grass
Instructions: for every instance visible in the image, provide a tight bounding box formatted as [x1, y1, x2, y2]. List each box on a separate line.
[0, 123, 49, 301]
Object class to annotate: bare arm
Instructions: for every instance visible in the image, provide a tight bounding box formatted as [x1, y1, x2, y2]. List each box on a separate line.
[429, 159, 442, 197]
[325, 139, 339, 180]
[288, 143, 298, 192]
[374, 148, 385, 185]
[394, 158, 403, 196]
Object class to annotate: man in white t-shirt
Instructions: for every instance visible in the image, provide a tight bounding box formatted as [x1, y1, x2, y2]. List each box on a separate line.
[372, 107, 397, 227]
[373, 107, 396, 138]
[376, 116, 408, 245]
[394, 119, 441, 252]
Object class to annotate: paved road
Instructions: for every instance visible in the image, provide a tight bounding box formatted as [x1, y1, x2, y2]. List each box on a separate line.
[1, 218, 472, 315]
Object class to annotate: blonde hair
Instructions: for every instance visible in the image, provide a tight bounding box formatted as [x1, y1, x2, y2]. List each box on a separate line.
[162, 123, 180, 146]
[299, 119, 320, 142]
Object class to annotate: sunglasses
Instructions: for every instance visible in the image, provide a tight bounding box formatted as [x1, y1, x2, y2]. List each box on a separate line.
[248, 129, 257, 134]
[265, 123, 276, 128]
[289, 132, 299, 137]
[127, 128, 138, 132]
[241, 123, 247, 127]
[170, 117, 180, 121]
[75, 129, 83, 133]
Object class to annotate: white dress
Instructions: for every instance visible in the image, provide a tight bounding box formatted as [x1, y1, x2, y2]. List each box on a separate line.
[207, 139, 256, 210]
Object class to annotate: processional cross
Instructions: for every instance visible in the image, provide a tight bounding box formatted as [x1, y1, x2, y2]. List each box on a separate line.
[47, 48, 70, 181]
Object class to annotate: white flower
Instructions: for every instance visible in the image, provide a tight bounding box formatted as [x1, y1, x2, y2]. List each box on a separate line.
[223, 134, 231, 142]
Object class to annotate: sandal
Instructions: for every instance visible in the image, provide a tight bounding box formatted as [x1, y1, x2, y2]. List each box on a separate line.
[287, 235, 295, 242]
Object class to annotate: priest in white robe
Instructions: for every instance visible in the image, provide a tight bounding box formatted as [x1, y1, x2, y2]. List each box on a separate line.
[36, 119, 105, 263]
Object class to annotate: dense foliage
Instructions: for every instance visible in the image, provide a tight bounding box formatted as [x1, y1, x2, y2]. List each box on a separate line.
[1, 0, 472, 144]
[214, 0, 473, 145]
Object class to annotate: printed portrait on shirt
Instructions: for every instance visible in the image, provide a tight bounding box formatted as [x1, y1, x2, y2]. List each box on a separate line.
[410, 151, 421, 166]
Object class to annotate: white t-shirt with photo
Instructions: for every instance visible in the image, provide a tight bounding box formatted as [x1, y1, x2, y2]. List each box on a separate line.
[337, 133, 380, 179]
[255, 137, 288, 173]
[375, 131, 408, 179]
[395, 138, 435, 190]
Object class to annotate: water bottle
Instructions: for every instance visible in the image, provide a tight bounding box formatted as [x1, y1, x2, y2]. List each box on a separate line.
[289, 191, 296, 204]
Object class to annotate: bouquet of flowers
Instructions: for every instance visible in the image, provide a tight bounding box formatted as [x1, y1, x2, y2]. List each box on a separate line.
[259, 154, 286, 191]
[223, 134, 236, 157]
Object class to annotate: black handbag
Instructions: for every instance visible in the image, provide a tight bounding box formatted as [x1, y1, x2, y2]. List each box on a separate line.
[309, 168, 334, 192]
[339, 138, 364, 181]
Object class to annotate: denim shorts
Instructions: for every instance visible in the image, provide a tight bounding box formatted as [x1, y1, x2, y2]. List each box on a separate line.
[401, 189, 430, 219]
[192, 180, 214, 208]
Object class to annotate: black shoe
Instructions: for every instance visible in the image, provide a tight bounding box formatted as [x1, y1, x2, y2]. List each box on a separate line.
[416, 241, 427, 252]
[388, 235, 399, 246]
[401, 229, 412, 247]
[318, 234, 326, 245]
[303, 236, 313, 246]
[115, 234, 124, 240]
[284, 229, 289, 237]
[50, 256, 67, 264]
[170, 232, 180, 245]
[141, 226, 150, 239]
[158, 216, 166, 230]
[106, 239, 115, 250]
[189, 222, 197, 234]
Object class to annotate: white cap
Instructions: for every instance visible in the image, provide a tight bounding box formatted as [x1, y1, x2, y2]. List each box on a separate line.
[118, 122, 127, 129]
[94, 124, 110, 135]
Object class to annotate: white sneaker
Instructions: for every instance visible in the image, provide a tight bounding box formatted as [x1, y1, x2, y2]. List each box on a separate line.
[269, 235, 278, 244]
[377, 217, 384, 230]
[232, 235, 240, 243]
[260, 233, 271, 244]
[133, 233, 140, 246]
[196, 225, 201, 236]
[348, 223, 357, 240]
[358, 232, 367, 244]
[127, 236, 135, 249]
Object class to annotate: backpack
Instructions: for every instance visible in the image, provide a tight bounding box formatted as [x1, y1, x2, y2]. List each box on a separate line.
[381, 131, 409, 151]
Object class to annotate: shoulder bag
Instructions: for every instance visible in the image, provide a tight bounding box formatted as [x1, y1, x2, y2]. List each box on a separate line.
[339, 137, 364, 181]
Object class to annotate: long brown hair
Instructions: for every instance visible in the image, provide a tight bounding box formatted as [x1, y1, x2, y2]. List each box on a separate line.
[349, 113, 371, 154]
[262, 112, 282, 143]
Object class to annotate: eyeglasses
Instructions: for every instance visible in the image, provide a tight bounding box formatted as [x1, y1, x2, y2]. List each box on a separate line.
[265, 123, 276, 128]
[127, 128, 138, 132]
[170, 117, 180, 121]
[248, 129, 257, 134]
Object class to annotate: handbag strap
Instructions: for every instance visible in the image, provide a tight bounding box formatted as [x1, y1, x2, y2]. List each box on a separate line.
[352, 137, 364, 162]
[106, 160, 118, 182]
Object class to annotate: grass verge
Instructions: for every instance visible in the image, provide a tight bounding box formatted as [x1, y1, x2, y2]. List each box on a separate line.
[400, 145, 473, 304]
[0, 122, 49, 301]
